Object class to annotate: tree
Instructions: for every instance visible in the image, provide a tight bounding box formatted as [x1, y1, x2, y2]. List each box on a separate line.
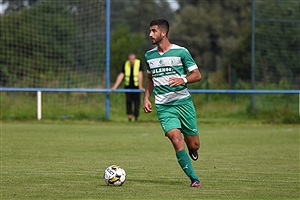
[110, 24, 145, 81]
[111, 0, 175, 43]
[0, 1, 78, 87]
[0, 0, 107, 87]
[110, 0, 176, 80]
[254, 0, 300, 87]
[177, 0, 198, 8]
[171, 0, 252, 83]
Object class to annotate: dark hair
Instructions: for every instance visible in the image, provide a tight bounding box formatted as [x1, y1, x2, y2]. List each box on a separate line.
[150, 19, 169, 36]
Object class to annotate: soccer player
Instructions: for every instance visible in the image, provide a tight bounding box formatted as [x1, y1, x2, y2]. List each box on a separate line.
[143, 19, 202, 187]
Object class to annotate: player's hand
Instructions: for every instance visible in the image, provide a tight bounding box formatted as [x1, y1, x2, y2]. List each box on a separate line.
[143, 99, 152, 113]
[168, 77, 184, 87]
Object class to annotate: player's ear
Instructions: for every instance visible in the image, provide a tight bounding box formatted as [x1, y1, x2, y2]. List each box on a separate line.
[161, 29, 167, 37]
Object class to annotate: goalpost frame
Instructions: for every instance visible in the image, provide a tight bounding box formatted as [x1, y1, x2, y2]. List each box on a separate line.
[105, 0, 111, 119]
[251, 0, 255, 110]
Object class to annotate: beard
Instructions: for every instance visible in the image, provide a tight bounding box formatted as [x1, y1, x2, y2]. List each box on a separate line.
[151, 35, 163, 45]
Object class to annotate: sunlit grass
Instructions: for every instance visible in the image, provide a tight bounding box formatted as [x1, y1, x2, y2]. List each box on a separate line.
[1, 122, 299, 199]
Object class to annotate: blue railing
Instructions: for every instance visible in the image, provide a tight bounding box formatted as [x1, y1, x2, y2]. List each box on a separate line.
[1, 88, 299, 120]
[1, 88, 299, 94]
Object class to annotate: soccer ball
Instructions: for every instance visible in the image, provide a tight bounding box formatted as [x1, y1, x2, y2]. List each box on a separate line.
[103, 165, 126, 186]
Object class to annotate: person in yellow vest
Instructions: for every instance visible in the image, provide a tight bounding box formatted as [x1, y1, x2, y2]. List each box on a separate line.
[111, 53, 145, 121]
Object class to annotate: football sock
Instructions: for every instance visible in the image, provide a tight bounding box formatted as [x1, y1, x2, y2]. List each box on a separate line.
[176, 149, 199, 181]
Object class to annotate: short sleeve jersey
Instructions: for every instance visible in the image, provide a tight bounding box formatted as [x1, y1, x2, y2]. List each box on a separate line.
[144, 44, 198, 105]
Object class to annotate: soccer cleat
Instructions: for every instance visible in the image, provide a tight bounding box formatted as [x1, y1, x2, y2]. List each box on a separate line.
[190, 180, 202, 187]
[188, 148, 198, 161]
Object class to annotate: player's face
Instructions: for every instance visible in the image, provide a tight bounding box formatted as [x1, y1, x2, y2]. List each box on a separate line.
[149, 25, 163, 45]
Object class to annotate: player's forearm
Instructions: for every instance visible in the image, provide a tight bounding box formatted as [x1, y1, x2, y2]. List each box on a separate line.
[144, 85, 153, 99]
[144, 77, 154, 100]
[138, 71, 143, 87]
[186, 69, 202, 83]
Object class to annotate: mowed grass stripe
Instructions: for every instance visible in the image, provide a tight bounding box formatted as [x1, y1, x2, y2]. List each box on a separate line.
[2, 122, 299, 199]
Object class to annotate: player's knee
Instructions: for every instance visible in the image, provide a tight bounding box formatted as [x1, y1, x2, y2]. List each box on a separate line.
[167, 129, 185, 150]
[170, 137, 185, 151]
[170, 136, 182, 145]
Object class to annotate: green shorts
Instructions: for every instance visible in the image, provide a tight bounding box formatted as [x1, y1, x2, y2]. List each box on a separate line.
[155, 100, 198, 136]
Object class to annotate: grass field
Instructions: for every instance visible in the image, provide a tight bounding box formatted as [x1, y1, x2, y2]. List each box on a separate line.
[1, 122, 299, 199]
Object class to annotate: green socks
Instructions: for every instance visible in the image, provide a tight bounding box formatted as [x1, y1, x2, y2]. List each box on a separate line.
[176, 149, 199, 181]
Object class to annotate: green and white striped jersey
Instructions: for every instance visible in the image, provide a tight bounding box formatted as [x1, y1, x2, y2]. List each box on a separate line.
[145, 44, 198, 105]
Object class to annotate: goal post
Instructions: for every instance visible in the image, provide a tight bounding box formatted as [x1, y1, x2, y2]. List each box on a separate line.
[105, 0, 111, 119]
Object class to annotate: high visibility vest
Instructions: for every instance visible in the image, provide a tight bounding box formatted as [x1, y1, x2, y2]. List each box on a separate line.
[124, 59, 140, 86]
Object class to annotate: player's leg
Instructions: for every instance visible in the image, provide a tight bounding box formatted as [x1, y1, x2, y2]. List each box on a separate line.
[156, 104, 201, 186]
[166, 128, 184, 151]
[179, 100, 200, 161]
[125, 92, 133, 121]
[184, 135, 200, 161]
[166, 129, 200, 186]
[184, 135, 200, 151]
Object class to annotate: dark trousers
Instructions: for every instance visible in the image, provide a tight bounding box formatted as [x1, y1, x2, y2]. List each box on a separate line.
[125, 92, 140, 119]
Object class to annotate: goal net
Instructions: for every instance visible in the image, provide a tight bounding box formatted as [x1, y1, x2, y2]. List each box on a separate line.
[0, 0, 106, 88]
[254, 0, 300, 89]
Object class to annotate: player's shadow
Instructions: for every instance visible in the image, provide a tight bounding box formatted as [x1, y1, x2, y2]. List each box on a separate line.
[99, 179, 183, 188]
[125, 178, 184, 186]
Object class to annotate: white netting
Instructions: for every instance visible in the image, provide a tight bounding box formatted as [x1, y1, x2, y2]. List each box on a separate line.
[0, 0, 106, 88]
[255, 0, 300, 89]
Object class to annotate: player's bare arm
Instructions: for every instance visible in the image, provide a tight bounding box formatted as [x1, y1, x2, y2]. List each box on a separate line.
[143, 74, 154, 113]
[138, 71, 145, 91]
[169, 69, 202, 87]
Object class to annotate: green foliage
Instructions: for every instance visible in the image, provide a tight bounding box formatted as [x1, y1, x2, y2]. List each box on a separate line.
[111, 0, 175, 35]
[0, 0, 106, 88]
[0, 1, 78, 87]
[226, 27, 251, 81]
[110, 24, 146, 81]
[172, 0, 251, 74]
[246, 93, 300, 124]
[255, 0, 300, 87]
[2, 122, 299, 199]
[1, 0, 299, 90]
[172, 0, 299, 89]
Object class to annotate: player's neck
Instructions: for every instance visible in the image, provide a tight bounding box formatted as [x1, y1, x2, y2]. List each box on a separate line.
[157, 39, 172, 53]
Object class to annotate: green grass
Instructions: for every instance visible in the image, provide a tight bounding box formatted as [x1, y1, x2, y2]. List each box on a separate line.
[1, 92, 299, 123]
[1, 122, 299, 199]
